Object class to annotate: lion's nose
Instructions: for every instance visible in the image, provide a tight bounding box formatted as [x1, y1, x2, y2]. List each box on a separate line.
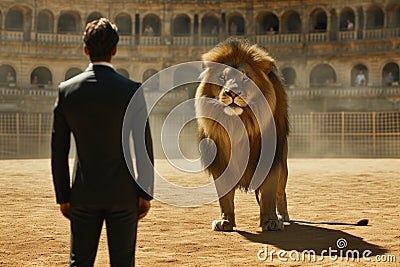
[224, 89, 241, 98]
[224, 89, 238, 99]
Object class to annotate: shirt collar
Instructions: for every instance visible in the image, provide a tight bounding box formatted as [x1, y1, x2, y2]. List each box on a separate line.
[88, 62, 115, 70]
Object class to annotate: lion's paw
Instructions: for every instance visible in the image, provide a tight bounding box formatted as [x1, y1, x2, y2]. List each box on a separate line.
[212, 220, 234, 232]
[278, 214, 290, 222]
[261, 219, 284, 231]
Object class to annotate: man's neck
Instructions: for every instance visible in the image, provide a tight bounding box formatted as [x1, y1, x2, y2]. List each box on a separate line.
[89, 61, 114, 69]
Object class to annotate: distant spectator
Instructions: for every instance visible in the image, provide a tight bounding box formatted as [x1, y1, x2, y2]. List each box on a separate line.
[143, 24, 154, 36]
[384, 72, 396, 86]
[6, 71, 14, 82]
[346, 19, 354, 31]
[31, 75, 39, 87]
[267, 27, 275, 35]
[229, 22, 237, 35]
[211, 25, 218, 36]
[44, 80, 53, 89]
[326, 78, 336, 86]
[355, 69, 366, 86]
[6, 71, 16, 87]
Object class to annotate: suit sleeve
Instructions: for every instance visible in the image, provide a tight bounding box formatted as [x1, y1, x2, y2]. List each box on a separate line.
[129, 89, 154, 200]
[51, 89, 71, 204]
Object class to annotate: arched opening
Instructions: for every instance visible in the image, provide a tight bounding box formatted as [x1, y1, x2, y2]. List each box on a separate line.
[5, 7, 24, 31]
[282, 10, 302, 33]
[143, 69, 157, 82]
[228, 13, 245, 35]
[0, 65, 17, 87]
[31, 67, 52, 88]
[65, 68, 82, 80]
[387, 4, 400, 27]
[310, 8, 328, 32]
[58, 12, 81, 33]
[115, 13, 132, 36]
[142, 14, 161, 36]
[310, 64, 337, 87]
[351, 64, 368, 87]
[201, 14, 219, 35]
[5, 6, 32, 40]
[37, 10, 53, 33]
[339, 7, 355, 30]
[256, 12, 279, 35]
[382, 63, 399, 86]
[142, 69, 159, 91]
[86, 12, 102, 24]
[282, 67, 296, 88]
[117, 68, 130, 79]
[366, 5, 384, 29]
[172, 14, 190, 36]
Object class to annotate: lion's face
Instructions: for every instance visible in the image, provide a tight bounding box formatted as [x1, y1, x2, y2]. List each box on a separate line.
[214, 65, 254, 116]
[196, 40, 278, 122]
[197, 60, 277, 122]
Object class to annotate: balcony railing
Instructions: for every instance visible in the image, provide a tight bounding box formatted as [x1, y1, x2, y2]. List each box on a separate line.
[306, 32, 328, 42]
[256, 33, 302, 44]
[199, 36, 219, 46]
[172, 36, 192, 46]
[338, 30, 357, 41]
[256, 34, 280, 44]
[119, 36, 134, 46]
[1, 30, 24, 41]
[1, 27, 399, 46]
[0, 87, 58, 97]
[140, 36, 161, 46]
[37, 33, 56, 43]
[364, 28, 384, 39]
[287, 86, 400, 98]
[0, 87, 22, 96]
[27, 88, 58, 97]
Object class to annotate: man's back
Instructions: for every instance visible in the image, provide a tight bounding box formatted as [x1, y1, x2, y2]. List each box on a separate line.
[52, 64, 144, 206]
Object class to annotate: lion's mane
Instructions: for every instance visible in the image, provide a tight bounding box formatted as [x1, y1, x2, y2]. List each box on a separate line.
[195, 39, 289, 191]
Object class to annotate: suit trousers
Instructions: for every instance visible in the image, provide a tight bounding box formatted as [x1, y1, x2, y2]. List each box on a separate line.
[69, 200, 139, 267]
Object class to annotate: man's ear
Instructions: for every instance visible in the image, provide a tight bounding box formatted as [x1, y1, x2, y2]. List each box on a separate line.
[84, 46, 90, 56]
[112, 46, 117, 56]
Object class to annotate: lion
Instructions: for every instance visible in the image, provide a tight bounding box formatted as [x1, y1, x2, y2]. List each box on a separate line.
[195, 39, 289, 231]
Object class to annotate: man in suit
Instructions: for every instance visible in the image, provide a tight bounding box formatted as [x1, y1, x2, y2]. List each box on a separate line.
[51, 18, 154, 266]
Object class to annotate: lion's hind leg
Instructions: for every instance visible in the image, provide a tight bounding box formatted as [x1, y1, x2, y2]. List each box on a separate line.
[212, 188, 236, 232]
[276, 161, 290, 222]
[259, 166, 284, 231]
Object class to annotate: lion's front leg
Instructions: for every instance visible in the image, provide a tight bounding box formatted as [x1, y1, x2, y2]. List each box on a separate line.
[212, 188, 236, 231]
[259, 167, 284, 231]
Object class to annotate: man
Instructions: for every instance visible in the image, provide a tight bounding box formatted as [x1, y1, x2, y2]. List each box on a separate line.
[355, 69, 366, 86]
[51, 18, 154, 266]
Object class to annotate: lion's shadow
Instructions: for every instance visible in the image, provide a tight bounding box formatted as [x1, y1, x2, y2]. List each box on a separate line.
[237, 222, 387, 256]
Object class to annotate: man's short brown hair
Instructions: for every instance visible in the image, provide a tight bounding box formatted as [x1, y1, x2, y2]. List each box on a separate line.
[83, 18, 119, 62]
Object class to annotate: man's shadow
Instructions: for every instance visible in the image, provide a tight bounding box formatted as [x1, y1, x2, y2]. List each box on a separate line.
[237, 222, 387, 257]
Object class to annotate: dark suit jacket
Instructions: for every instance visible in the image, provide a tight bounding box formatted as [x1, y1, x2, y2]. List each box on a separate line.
[51, 64, 154, 207]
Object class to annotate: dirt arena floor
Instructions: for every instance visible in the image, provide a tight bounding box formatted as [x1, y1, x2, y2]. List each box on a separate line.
[0, 158, 399, 266]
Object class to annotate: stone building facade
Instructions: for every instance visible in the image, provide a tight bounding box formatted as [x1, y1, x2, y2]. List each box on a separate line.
[0, 0, 399, 113]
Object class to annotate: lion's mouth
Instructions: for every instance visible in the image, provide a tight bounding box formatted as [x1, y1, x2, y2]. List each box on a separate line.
[224, 103, 244, 116]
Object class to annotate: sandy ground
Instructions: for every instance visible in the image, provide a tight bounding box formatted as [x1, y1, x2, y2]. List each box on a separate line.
[0, 158, 399, 266]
